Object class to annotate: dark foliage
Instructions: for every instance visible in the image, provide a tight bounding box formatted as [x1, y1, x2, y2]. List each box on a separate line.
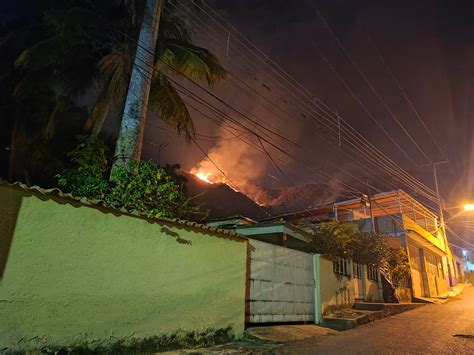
[57, 137, 196, 219]
[309, 221, 411, 280]
[0, 0, 225, 186]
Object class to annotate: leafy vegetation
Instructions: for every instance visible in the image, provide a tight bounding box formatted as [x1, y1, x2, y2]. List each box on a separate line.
[1, 0, 226, 186]
[382, 248, 412, 286]
[309, 221, 411, 281]
[309, 221, 388, 266]
[57, 137, 195, 219]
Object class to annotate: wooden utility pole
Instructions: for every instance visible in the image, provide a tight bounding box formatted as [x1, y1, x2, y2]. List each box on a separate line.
[422, 160, 453, 287]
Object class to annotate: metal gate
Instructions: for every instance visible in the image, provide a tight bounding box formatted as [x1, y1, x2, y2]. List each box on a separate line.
[248, 239, 314, 323]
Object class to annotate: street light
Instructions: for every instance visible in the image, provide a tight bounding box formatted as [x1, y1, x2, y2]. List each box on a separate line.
[445, 203, 474, 211]
[463, 203, 474, 211]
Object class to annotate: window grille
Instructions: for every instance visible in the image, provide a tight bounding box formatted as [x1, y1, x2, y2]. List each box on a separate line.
[367, 266, 379, 281]
[333, 257, 350, 276]
[353, 262, 363, 279]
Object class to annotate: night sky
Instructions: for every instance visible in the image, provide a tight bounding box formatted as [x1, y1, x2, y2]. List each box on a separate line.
[151, 1, 474, 195]
[2, 0, 474, 245]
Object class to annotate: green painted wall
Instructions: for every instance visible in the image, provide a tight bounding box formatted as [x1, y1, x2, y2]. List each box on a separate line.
[318, 258, 381, 315]
[0, 186, 247, 350]
[318, 257, 353, 315]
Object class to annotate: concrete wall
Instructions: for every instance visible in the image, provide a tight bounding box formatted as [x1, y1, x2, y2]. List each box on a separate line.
[0, 186, 247, 350]
[395, 287, 412, 303]
[318, 257, 382, 316]
[365, 278, 381, 302]
[319, 257, 352, 315]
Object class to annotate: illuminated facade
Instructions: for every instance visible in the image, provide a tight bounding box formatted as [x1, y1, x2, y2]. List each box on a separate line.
[265, 190, 457, 299]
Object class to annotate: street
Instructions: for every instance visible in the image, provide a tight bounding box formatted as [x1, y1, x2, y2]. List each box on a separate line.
[275, 286, 474, 354]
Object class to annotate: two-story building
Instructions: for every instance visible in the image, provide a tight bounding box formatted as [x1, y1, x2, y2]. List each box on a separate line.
[264, 189, 452, 299]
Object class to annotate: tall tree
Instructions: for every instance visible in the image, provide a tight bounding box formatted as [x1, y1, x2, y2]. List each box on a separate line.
[111, 0, 164, 175]
[2, 0, 226, 184]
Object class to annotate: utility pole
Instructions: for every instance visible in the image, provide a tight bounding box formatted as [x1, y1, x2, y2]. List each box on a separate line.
[422, 160, 453, 287]
[366, 178, 376, 233]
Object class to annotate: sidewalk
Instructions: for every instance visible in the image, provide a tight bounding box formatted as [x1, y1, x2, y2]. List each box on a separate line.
[159, 325, 336, 354]
[161, 285, 471, 354]
[415, 282, 470, 304]
[245, 324, 337, 342]
[448, 282, 470, 298]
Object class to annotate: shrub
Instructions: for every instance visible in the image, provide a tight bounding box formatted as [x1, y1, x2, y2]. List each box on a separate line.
[57, 137, 195, 219]
[107, 160, 192, 219]
[57, 136, 108, 199]
[382, 248, 411, 286]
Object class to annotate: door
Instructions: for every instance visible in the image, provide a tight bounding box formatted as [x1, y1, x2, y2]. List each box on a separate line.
[353, 262, 365, 299]
[248, 239, 314, 323]
[408, 245, 425, 297]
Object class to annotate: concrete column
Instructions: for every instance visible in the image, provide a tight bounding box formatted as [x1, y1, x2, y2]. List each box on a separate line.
[312, 254, 322, 324]
[362, 264, 368, 300]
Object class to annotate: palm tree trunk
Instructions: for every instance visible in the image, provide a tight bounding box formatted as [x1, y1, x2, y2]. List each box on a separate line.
[110, 0, 163, 178]
[84, 99, 110, 138]
[7, 116, 19, 182]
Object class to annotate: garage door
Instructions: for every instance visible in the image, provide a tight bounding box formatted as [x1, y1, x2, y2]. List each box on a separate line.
[248, 239, 315, 323]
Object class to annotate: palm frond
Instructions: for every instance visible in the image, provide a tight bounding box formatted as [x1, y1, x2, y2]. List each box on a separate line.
[99, 48, 133, 104]
[158, 40, 227, 87]
[149, 73, 195, 140]
[15, 35, 72, 71]
[42, 97, 71, 140]
[160, 9, 192, 42]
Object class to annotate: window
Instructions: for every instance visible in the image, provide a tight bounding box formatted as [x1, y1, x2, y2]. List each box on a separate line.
[367, 266, 379, 281]
[353, 262, 363, 279]
[333, 257, 350, 276]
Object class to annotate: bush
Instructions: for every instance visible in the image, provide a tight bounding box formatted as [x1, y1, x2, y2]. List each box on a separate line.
[382, 248, 411, 286]
[310, 221, 411, 282]
[57, 137, 195, 219]
[107, 160, 192, 218]
[310, 221, 389, 265]
[309, 221, 359, 260]
[57, 136, 109, 199]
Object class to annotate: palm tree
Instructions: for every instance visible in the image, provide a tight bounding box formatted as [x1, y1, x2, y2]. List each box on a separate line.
[110, 0, 227, 175]
[13, 0, 226, 175]
[111, 0, 164, 174]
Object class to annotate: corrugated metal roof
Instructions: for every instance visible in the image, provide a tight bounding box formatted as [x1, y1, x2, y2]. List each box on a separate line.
[0, 181, 246, 243]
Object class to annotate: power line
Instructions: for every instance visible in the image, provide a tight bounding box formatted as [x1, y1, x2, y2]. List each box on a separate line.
[307, 0, 433, 165]
[367, 32, 449, 162]
[99, 2, 444, 211]
[312, 40, 420, 166]
[183, 1, 442, 204]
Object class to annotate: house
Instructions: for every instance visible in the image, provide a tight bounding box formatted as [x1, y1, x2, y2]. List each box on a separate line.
[264, 189, 453, 299]
[207, 214, 384, 323]
[207, 216, 313, 252]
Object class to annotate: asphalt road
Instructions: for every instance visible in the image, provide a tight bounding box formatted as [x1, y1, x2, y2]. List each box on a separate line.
[276, 285, 474, 354]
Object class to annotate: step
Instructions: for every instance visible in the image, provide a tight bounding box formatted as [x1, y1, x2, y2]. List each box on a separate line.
[323, 303, 425, 330]
[352, 302, 385, 311]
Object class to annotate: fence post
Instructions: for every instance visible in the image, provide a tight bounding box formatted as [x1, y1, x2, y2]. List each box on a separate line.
[312, 254, 322, 324]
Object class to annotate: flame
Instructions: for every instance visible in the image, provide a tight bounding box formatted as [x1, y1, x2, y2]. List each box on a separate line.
[191, 167, 225, 185]
[195, 172, 215, 184]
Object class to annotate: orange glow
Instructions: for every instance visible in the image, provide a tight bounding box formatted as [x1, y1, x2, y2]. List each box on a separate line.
[195, 172, 215, 184]
[464, 203, 474, 211]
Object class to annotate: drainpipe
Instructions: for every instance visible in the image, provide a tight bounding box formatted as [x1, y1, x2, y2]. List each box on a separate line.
[312, 254, 322, 324]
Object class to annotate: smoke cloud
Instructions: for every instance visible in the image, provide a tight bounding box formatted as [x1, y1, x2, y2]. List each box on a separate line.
[190, 127, 275, 205]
